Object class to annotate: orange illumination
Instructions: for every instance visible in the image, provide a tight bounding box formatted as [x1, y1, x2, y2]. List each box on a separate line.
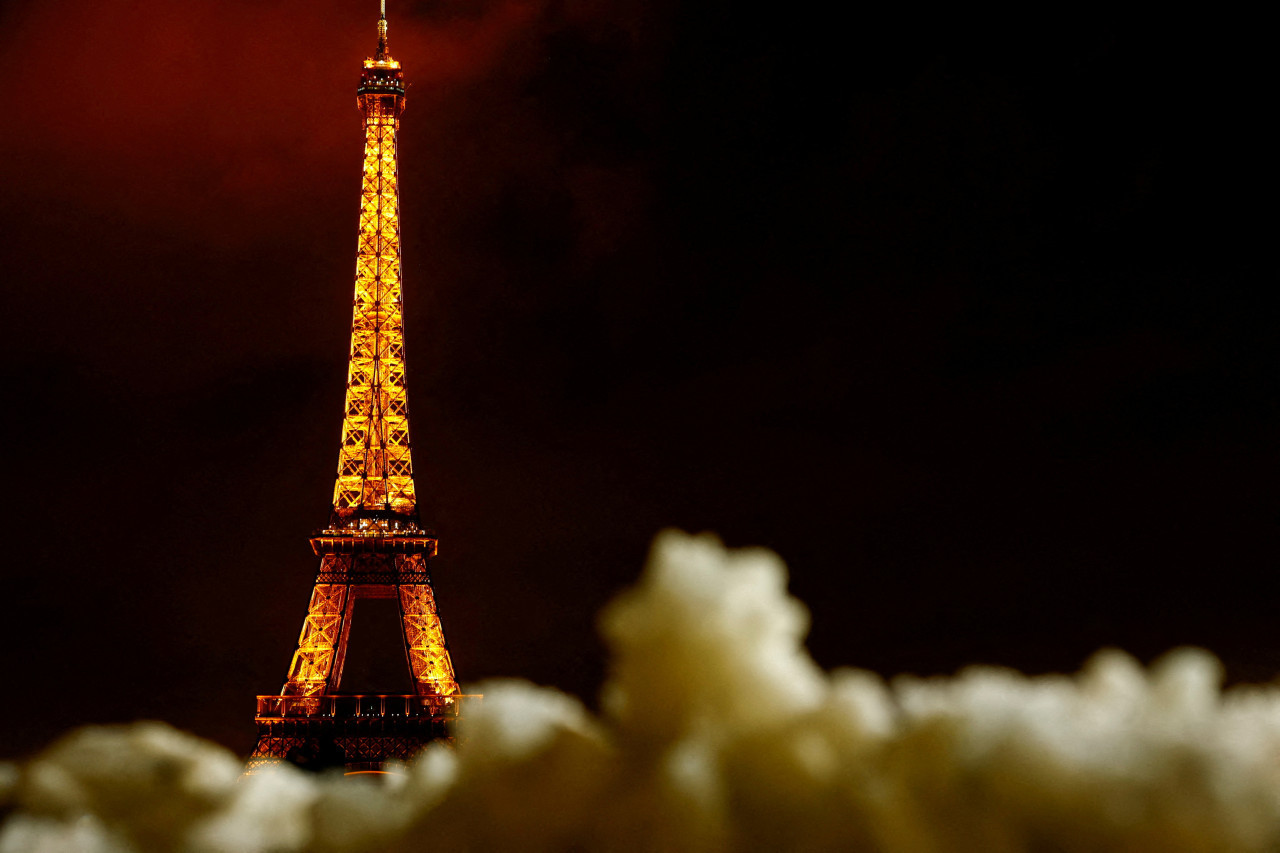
[275, 11, 457, 702]
[399, 573, 458, 694]
[333, 46, 413, 516]
[284, 582, 349, 698]
[248, 9, 469, 775]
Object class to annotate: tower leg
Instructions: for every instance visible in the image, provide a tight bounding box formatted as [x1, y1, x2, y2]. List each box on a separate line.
[398, 555, 459, 696]
[283, 564, 352, 698]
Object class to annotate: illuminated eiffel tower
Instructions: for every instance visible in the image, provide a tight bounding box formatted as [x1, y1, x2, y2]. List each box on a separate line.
[248, 3, 473, 773]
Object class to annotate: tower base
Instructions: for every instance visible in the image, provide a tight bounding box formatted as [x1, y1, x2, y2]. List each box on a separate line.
[246, 694, 477, 774]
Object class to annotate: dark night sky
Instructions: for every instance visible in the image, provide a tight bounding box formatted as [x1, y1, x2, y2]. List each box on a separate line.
[0, 3, 1271, 758]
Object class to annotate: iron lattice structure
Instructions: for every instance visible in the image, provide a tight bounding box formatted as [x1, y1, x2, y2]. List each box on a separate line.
[248, 7, 473, 774]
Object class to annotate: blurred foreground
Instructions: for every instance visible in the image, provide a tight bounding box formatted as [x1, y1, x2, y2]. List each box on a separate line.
[3, 531, 1279, 852]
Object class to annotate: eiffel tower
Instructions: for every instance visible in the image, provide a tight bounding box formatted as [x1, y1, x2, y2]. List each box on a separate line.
[248, 3, 473, 774]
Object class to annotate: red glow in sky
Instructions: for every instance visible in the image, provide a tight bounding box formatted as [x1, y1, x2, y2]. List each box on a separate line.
[0, 3, 1267, 759]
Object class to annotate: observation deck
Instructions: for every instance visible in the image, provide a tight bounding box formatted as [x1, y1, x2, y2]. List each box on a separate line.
[357, 61, 404, 97]
[312, 511, 438, 556]
[309, 532, 438, 556]
[256, 693, 479, 721]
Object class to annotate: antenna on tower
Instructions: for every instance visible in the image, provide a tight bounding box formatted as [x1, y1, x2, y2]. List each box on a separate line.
[375, 0, 389, 60]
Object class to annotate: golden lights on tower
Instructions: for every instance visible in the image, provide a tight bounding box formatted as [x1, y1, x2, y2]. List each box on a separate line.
[251, 6, 464, 772]
[334, 7, 413, 518]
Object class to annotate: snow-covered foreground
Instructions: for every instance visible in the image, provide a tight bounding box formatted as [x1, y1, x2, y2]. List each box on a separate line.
[4, 531, 1280, 852]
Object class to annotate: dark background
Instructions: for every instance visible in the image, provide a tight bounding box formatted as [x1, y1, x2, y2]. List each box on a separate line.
[0, 2, 1270, 757]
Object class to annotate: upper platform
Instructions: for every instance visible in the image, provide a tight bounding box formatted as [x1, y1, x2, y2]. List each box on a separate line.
[310, 532, 437, 556]
[313, 509, 437, 556]
[358, 63, 405, 97]
[357, 13, 405, 120]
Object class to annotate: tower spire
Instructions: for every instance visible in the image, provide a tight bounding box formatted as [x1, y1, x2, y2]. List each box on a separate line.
[375, 0, 390, 61]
